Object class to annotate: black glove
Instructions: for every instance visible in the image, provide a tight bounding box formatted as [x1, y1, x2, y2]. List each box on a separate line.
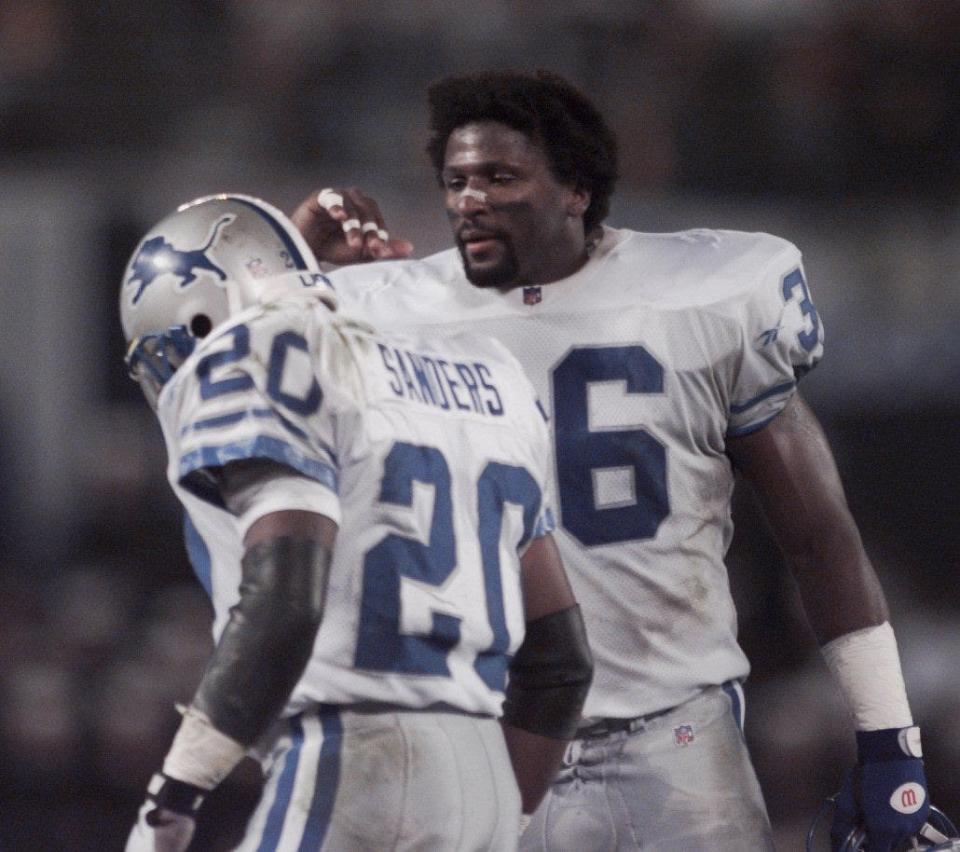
[125, 773, 207, 852]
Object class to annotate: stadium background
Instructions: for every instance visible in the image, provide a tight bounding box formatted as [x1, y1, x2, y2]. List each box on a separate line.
[0, 2, 958, 849]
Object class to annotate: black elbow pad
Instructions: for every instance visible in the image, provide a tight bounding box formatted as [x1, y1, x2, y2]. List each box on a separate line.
[502, 604, 593, 740]
[194, 537, 331, 745]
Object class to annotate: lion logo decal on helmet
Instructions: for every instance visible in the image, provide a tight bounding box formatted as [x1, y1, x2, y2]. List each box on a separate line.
[125, 214, 234, 306]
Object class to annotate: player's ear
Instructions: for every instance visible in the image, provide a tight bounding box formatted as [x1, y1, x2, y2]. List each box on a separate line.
[565, 185, 590, 219]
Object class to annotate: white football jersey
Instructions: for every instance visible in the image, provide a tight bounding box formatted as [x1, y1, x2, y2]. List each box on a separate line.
[157, 289, 556, 718]
[332, 227, 824, 718]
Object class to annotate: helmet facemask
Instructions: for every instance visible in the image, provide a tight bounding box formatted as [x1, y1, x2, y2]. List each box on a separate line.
[124, 325, 201, 409]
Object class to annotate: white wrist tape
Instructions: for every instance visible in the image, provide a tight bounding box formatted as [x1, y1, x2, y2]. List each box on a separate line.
[162, 706, 247, 790]
[821, 621, 913, 731]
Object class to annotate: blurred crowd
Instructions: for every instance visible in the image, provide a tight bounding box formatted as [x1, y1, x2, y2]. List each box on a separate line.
[1, 1, 958, 849]
[2, 1, 960, 199]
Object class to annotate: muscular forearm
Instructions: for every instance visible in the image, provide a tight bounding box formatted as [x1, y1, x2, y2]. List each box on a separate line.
[728, 395, 888, 643]
[782, 520, 889, 645]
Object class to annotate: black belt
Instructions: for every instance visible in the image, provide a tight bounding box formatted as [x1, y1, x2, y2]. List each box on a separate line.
[576, 704, 676, 739]
[312, 701, 493, 720]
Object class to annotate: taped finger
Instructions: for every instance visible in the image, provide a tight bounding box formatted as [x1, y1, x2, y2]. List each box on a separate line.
[341, 218, 361, 233]
[377, 229, 389, 242]
[361, 222, 380, 234]
[317, 189, 345, 211]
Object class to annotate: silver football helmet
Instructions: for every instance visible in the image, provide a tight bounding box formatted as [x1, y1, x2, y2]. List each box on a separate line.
[119, 193, 335, 406]
[806, 795, 960, 851]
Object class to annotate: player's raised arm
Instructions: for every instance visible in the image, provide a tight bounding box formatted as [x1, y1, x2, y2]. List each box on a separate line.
[290, 186, 413, 264]
[501, 531, 593, 821]
[727, 394, 929, 852]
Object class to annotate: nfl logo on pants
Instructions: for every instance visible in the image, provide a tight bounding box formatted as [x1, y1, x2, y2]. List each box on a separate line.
[674, 724, 695, 746]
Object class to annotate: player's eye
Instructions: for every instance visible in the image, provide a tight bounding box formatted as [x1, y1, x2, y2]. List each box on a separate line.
[491, 173, 517, 185]
[444, 177, 467, 191]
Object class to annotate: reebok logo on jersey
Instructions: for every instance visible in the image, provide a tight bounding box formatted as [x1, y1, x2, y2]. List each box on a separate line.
[890, 782, 926, 814]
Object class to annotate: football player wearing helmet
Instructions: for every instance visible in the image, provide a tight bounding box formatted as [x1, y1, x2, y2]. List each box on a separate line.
[120, 194, 592, 851]
[289, 70, 937, 851]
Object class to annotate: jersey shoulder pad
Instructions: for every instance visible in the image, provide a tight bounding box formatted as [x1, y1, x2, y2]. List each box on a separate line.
[162, 297, 331, 420]
[614, 228, 801, 308]
[330, 256, 443, 304]
[327, 253, 460, 296]
[331, 251, 478, 326]
[326, 258, 402, 296]
[159, 298, 340, 501]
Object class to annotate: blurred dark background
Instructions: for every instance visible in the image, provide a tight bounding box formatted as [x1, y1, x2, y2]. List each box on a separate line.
[1, 1, 958, 849]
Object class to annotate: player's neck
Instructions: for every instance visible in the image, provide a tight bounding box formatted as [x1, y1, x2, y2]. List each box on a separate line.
[516, 227, 601, 290]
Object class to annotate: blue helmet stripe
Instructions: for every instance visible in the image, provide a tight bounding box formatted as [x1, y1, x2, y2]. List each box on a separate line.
[228, 196, 310, 270]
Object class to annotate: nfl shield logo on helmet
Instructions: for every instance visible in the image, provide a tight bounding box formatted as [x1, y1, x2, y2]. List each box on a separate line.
[522, 286, 542, 306]
[674, 724, 695, 746]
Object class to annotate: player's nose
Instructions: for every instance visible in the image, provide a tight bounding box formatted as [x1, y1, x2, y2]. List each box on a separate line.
[455, 185, 490, 215]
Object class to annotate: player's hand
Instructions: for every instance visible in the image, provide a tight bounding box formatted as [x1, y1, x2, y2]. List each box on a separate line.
[125, 774, 206, 852]
[290, 187, 413, 265]
[830, 727, 930, 851]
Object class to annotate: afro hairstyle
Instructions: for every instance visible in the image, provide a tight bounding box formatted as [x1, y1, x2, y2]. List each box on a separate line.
[426, 70, 619, 233]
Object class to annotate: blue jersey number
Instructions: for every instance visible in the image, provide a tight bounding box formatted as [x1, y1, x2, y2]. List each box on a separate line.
[355, 443, 460, 676]
[552, 345, 669, 546]
[194, 324, 322, 414]
[196, 324, 253, 399]
[474, 462, 540, 689]
[782, 268, 820, 352]
[355, 442, 540, 690]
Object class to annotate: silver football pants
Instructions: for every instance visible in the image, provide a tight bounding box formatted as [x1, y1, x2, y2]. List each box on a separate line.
[519, 682, 775, 851]
[240, 705, 521, 851]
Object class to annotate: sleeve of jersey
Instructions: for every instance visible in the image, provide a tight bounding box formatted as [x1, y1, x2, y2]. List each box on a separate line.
[165, 321, 340, 520]
[727, 250, 825, 438]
